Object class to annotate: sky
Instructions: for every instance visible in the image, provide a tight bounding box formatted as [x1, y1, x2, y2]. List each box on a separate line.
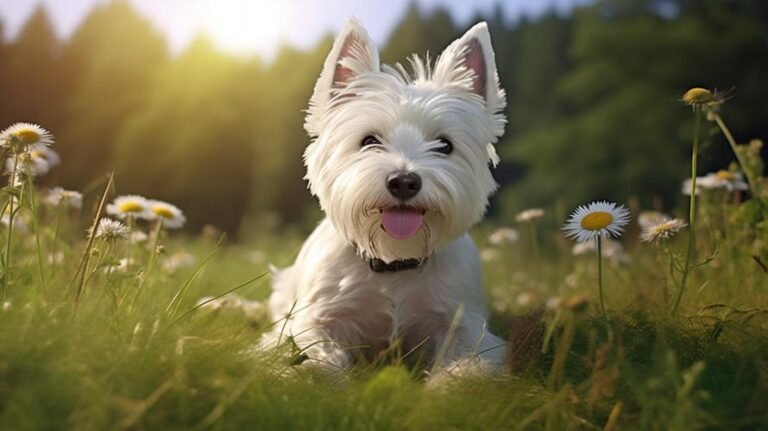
[0, 0, 587, 60]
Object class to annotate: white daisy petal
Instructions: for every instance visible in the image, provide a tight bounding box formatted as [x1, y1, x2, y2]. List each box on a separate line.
[562, 201, 631, 242]
[0, 122, 54, 148]
[148, 200, 186, 229]
[106, 195, 152, 220]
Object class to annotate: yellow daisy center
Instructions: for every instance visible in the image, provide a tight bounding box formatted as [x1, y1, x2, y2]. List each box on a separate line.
[153, 206, 174, 219]
[118, 202, 144, 213]
[13, 129, 41, 145]
[581, 211, 614, 230]
[715, 170, 734, 181]
[682, 88, 714, 106]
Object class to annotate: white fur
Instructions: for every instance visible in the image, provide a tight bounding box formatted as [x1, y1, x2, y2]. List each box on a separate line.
[263, 18, 508, 377]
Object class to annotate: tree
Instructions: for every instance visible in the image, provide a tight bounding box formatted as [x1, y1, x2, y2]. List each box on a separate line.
[57, 0, 168, 189]
[498, 0, 768, 218]
[0, 6, 64, 134]
[112, 37, 261, 233]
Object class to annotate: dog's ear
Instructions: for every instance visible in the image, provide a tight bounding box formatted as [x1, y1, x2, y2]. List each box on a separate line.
[434, 22, 505, 114]
[434, 22, 506, 163]
[305, 18, 379, 136]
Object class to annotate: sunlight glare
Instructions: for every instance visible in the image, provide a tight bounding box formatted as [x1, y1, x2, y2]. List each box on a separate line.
[194, 0, 295, 56]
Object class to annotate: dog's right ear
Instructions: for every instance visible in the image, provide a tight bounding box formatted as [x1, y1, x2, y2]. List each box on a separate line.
[305, 18, 379, 136]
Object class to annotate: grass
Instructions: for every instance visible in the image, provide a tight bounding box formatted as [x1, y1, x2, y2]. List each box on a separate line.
[0, 204, 766, 430]
[1, 99, 768, 429]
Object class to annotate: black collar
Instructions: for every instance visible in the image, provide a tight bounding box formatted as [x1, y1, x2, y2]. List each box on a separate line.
[367, 256, 423, 272]
[351, 243, 426, 273]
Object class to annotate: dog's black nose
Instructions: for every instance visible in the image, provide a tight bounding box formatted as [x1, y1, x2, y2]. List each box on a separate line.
[386, 172, 422, 201]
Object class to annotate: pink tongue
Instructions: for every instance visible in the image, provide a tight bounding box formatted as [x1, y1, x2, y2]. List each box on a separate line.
[381, 208, 424, 240]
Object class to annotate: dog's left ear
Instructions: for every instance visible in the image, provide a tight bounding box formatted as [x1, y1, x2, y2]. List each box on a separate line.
[305, 18, 379, 137]
[434, 22, 506, 162]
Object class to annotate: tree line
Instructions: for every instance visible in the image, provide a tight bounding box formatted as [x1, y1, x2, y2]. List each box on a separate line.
[0, 0, 766, 234]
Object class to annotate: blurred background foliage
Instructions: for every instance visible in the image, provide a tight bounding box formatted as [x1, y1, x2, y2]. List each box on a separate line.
[0, 0, 766, 236]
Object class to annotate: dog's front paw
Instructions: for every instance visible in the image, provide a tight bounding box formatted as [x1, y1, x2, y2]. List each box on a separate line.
[425, 358, 506, 389]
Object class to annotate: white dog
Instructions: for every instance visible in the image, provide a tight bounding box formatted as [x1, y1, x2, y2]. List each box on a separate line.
[263, 18, 507, 377]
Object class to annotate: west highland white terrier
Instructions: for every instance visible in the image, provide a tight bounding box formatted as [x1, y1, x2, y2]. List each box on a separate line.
[263, 18, 507, 378]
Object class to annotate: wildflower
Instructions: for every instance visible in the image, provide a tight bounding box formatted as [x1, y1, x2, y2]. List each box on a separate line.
[0, 212, 29, 233]
[91, 218, 129, 240]
[129, 230, 148, 244]
[106, 195, 152, 220]
[515, 292, 536, 306]
[563, 201, 629, 335]
[163, 252, 196, 272]
[545, 297, 562, 310]
[148, 200, 186, 229]
[0, 123, 54, 152]
[638, 211, 670, 230]
[640, 216, 687, 244]
[195, 293, 266, 322]
[562, 201, 630, 243]
[682, 170, 749, 195]
[480, 248, 499, 261]
[6, 144, 60, 177]
[45, 187, 83, 209]
[488, 227, 519, 245]
[103, 258, 135, 274]
[681, 88, 716, 106]
[708, 170, 749, 192]
[515, 208, 544, 223]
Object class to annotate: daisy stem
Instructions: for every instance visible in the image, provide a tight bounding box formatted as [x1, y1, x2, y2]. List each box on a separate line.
[674, 106, 702, 315]
[2, 154, 19, 298]
[85, 241, 113, 285]
[596, 236, 611, 337]
[25, 171, 47, 300]
[73, 172, 114, 309]
[711, 112, 762, 198]
[131, 246, 160, 314]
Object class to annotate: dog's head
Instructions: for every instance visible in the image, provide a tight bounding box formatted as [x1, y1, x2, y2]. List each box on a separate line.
[303, 18, 506, 263]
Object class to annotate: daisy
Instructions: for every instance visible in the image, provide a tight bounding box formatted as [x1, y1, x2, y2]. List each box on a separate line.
[148, 200, 186, 229]
[0, 123, 54, 151]
[103, 258, 135, 274]
[162, 252, 196, 272]
[488, 227, 519, 245]
[638, 211, 670, 230]
[106, 195, 151, 220]
[129, 230, 148, 244]
[45, 187, 83, 209]
[563, 201, 629, 336]
[91, 218, 129, 240]
[705, 170, 748, 192]
[6, 144, 60, 177]
[515, 208, 544, 223]
[562, 201, 630, 243]
[682, 170, 749, 196]
[640, 217, 687, 244]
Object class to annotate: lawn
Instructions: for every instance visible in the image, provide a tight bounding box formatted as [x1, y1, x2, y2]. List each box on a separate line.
[1, 95, 768, 430]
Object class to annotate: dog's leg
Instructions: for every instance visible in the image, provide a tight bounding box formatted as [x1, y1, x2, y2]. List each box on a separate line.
[426, 311, 507, 386]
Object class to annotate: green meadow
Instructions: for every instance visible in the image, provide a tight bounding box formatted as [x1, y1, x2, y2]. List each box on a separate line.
[1, 1, 768, 429]
[1, 90, 767, 430]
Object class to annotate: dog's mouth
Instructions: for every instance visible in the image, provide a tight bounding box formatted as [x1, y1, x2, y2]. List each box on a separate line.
[379, 206, 426, 240]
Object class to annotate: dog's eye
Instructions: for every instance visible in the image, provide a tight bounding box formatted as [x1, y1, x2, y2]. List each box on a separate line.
[361, 135, 381, 148]
[433, 137, 453, 155]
